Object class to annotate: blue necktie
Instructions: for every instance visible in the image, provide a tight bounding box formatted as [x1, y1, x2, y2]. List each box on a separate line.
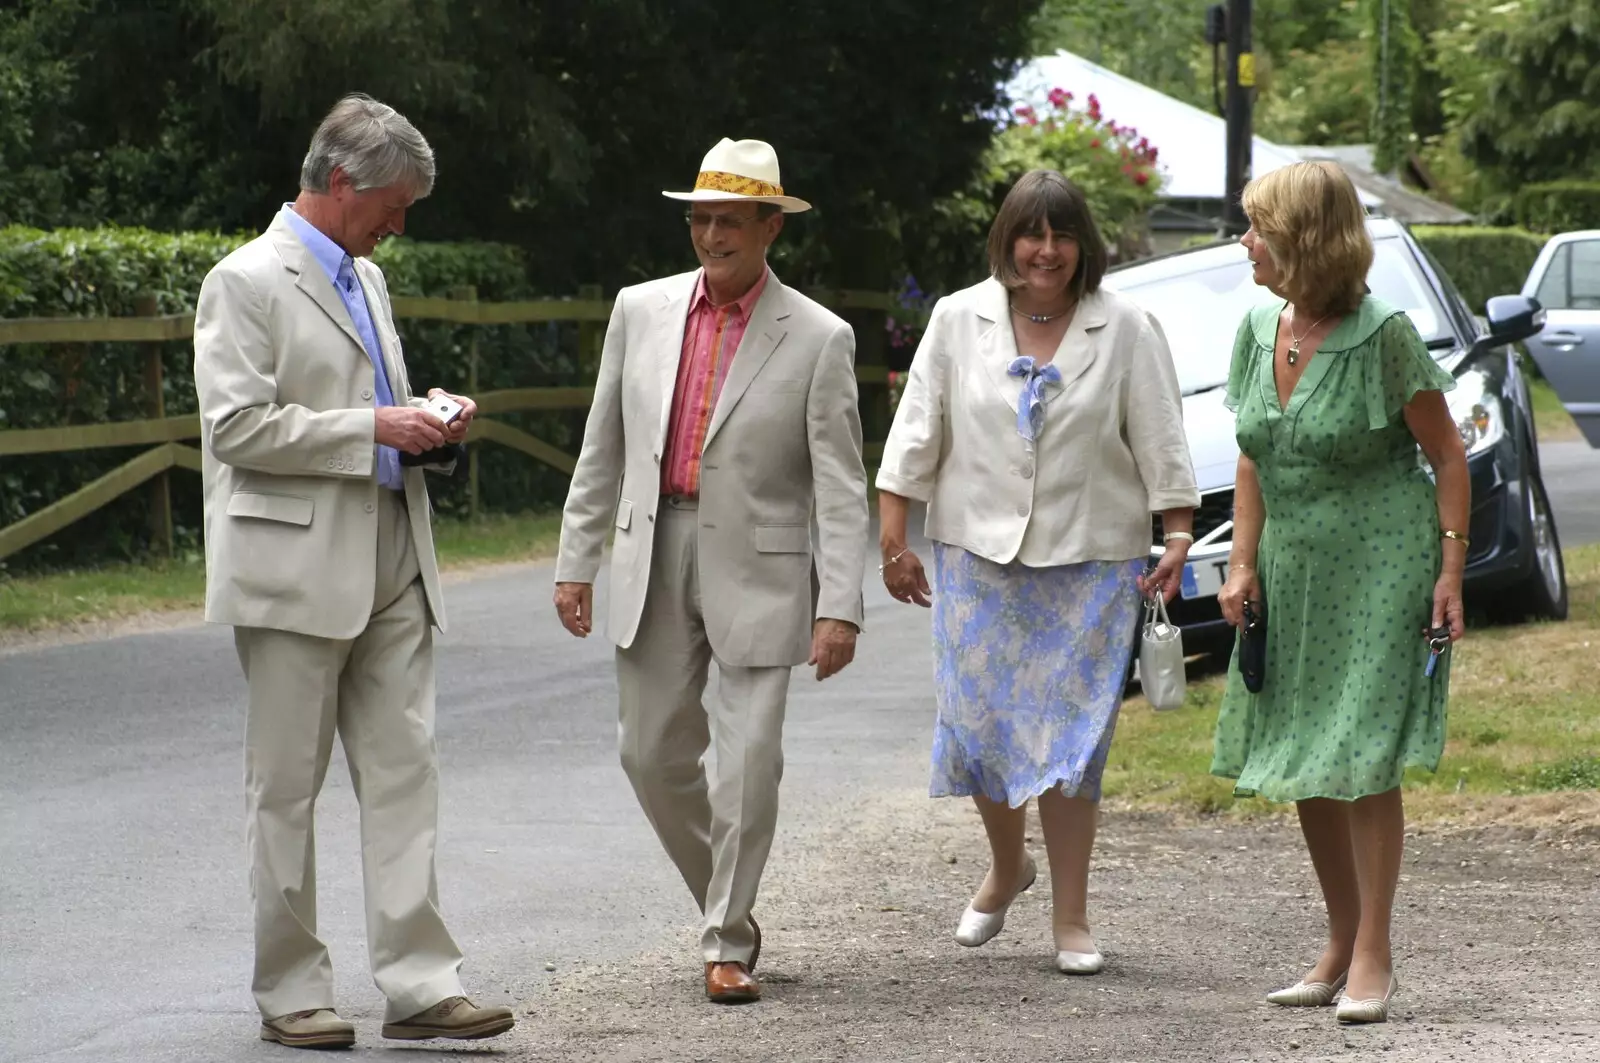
[1007, 356, 1063, 443]
[337, 257, 402, 488]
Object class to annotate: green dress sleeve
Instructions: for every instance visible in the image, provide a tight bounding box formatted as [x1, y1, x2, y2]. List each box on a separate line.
[1363, 311, 1457, 430]
[1223, 313, 1258, 413]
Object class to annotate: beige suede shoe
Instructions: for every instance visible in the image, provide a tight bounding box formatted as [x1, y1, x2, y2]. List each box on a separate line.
[381, 996, 516, 1040]
[259, 1009, 355, 1049]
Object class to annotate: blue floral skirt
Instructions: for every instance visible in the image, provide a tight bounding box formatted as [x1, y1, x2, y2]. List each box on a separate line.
[929, 544, 1144, 807]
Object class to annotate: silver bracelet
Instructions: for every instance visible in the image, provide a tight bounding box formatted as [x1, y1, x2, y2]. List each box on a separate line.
[878, 547, 909, 574]
[1163, 531, 1195, 543]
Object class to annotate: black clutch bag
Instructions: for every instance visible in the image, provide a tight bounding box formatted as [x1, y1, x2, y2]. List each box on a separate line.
[398, 442, 469, 480]
[1239, 597, 1267, 693]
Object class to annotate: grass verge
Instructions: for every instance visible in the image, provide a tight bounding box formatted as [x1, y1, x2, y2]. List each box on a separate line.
[0, 510, 564, 633]
[1109, 542, 1600, 823]
[1531, 376, 1583, 443]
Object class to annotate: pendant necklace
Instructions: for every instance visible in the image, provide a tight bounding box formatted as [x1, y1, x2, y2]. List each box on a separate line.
[1011, 301, 1074, 324]
[1286, 310, 1331, 366]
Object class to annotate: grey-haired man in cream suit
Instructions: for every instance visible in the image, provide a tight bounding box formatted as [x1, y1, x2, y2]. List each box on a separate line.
[194, 94, 513, 1050]
[554, 138, 869, 1004]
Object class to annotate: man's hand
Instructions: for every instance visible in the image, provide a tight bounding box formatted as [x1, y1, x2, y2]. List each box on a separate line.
[428, 388, 478, 444]
[376, 406, 448, 454]
[554, 581, 594, 638]
[809, 618, 858, 681]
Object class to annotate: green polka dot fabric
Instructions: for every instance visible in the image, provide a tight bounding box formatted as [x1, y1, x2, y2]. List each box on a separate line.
[1211, 295, 1458, 803]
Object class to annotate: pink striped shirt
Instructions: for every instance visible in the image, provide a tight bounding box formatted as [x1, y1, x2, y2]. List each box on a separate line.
[660, 269, 769, 496]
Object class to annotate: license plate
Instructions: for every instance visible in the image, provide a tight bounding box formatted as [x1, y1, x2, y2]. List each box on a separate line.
[1180, 558, 1229, 600]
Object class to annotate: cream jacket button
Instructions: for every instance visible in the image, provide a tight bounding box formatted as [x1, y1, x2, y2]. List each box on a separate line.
[1016, 503, 1029, 517]
[1021, 466, 1034, 480]
[365, 502, 376, 513]
[361, 388, 373, 400]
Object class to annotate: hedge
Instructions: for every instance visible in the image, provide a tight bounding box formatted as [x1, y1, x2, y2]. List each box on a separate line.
[1409, 225, 1547, 316]
[1512, 181, 1600, 236]
[0, 225, 585, 572]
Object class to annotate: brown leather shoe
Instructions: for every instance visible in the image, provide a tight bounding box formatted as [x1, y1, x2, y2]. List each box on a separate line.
[705, 961, 761, 1004]
[259, 1008, 355, 1049]
[381, 996, 516, 1040]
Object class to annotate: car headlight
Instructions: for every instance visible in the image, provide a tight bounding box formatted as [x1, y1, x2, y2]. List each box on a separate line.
[1445, 372, 1504, 457]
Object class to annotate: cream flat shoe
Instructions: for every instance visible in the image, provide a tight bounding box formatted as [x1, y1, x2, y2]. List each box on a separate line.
[1335, 975, 1398, 1024]
[1266, 970, 1348, 1007]
[1054, 948, 1105, 975]
[953, 859, 1037, 947]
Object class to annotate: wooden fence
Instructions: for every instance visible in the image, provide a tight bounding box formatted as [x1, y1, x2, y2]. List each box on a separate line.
[0, 287, 894, 562]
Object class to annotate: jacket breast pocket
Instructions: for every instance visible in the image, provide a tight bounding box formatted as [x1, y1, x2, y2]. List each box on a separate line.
[226, 491, 314, 526]
[754, 524, 809, 553]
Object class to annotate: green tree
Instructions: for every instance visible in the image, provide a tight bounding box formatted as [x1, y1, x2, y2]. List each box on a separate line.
[1028, 0, 1212, 109]
[1458, 0, 1600, 193]
[1, 0, 1046, 294]
[1368, 0, 1421, 173]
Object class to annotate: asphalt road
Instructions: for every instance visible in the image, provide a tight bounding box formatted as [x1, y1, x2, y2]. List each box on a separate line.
[1, 439, 1596, 1062]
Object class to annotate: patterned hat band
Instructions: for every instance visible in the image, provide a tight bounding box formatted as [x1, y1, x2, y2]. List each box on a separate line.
[693, 170, 785, 197]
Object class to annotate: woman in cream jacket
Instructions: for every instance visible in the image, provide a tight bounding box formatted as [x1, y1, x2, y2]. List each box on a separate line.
[878, 170, 1198, 973]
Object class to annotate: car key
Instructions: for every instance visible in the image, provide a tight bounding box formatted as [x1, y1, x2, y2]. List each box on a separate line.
[1424, 624, 1451, 677]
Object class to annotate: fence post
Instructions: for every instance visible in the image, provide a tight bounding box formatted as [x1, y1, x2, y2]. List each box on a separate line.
[448, 285, 481, 521]
[135, 293, 173, 558]
[577, 284, 604, 376]
[835, 234, 891, 448]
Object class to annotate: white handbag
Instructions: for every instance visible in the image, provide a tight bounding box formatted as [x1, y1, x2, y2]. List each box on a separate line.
[1139, 594, 1187, 711]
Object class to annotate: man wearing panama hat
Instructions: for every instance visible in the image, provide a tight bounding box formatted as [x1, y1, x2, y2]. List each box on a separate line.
[553, 138, 869, 1003]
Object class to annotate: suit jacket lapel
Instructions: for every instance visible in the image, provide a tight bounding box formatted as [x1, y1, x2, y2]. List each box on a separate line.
[1051, 289, 1108, 392]
[704, 275, 788, 449]
[268, 215, 366, 356]
[651, 273, 698, 448]
[977, 278, 1020, 414]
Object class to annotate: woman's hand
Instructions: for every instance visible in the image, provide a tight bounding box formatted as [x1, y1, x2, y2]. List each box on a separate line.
[882, 548, 932, 607]
[1217, 565, 1263, 628]
[1137, 540, 1190, 602]
[1432, 573, 1466, 642]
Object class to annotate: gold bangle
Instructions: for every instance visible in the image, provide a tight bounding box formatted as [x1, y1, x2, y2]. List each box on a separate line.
[1230, 562, 1256, 572]
[1441, 530, 1469, 547]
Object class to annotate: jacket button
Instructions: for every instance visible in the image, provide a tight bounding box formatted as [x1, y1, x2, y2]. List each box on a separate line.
[327, 459, 335, 468]
[365, 502, 376, 513]
[361, 389, 373, 400]
[1016, 503, 1029, 517]
[647, 514, 654, 523]
[653, 453, 661, 463]
[1021, 466, 1034, 480]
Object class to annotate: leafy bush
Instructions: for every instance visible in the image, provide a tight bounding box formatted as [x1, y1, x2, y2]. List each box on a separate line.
[1409, 225, 1546, 314]
[1512, 181, 1600, 235]
[907, 87, 1165, 294]
[0, 224, 584, 572]
[1516, 755, 1600, 794]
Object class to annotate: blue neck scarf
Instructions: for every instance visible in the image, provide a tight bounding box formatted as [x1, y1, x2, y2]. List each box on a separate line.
[1008, 356, 1062, 442]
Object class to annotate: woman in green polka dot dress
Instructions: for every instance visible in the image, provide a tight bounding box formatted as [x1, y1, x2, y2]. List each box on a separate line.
[1211, 162, 1470, 1025]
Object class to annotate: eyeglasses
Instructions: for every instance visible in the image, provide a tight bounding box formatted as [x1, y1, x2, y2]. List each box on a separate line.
[684, 210, 761, 232]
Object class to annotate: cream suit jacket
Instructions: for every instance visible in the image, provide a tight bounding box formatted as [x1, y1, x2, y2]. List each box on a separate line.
[556, 268, 869, 667]
[876, 277, 1199, 566]
[193, 214, 448, 640]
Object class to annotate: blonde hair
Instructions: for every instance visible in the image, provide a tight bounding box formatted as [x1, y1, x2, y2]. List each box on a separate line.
[1241, 161, 1372, 316]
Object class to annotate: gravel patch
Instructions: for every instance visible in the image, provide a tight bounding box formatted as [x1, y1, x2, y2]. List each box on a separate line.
[495, 790, 1600, 1062]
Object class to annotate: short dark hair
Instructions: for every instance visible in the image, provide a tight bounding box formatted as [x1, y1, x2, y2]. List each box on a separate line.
[986, 170, 1108, 297]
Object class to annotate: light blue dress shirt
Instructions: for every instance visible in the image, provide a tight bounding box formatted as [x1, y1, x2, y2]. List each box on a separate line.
[280, 204, 403, 490]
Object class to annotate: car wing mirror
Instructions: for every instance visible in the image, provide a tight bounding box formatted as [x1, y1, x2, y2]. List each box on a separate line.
[1484, 294, 1546, 345]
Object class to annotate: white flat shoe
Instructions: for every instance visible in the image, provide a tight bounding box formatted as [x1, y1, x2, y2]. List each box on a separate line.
[1054, 949, 1105, 975]
[1266, 970, 1348, 1007]
[953, 859, 1037, 947]
[1335, 975, 1398, 1024]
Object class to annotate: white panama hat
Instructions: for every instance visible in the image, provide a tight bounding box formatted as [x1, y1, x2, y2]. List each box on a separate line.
[662, 137, 812, 213]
